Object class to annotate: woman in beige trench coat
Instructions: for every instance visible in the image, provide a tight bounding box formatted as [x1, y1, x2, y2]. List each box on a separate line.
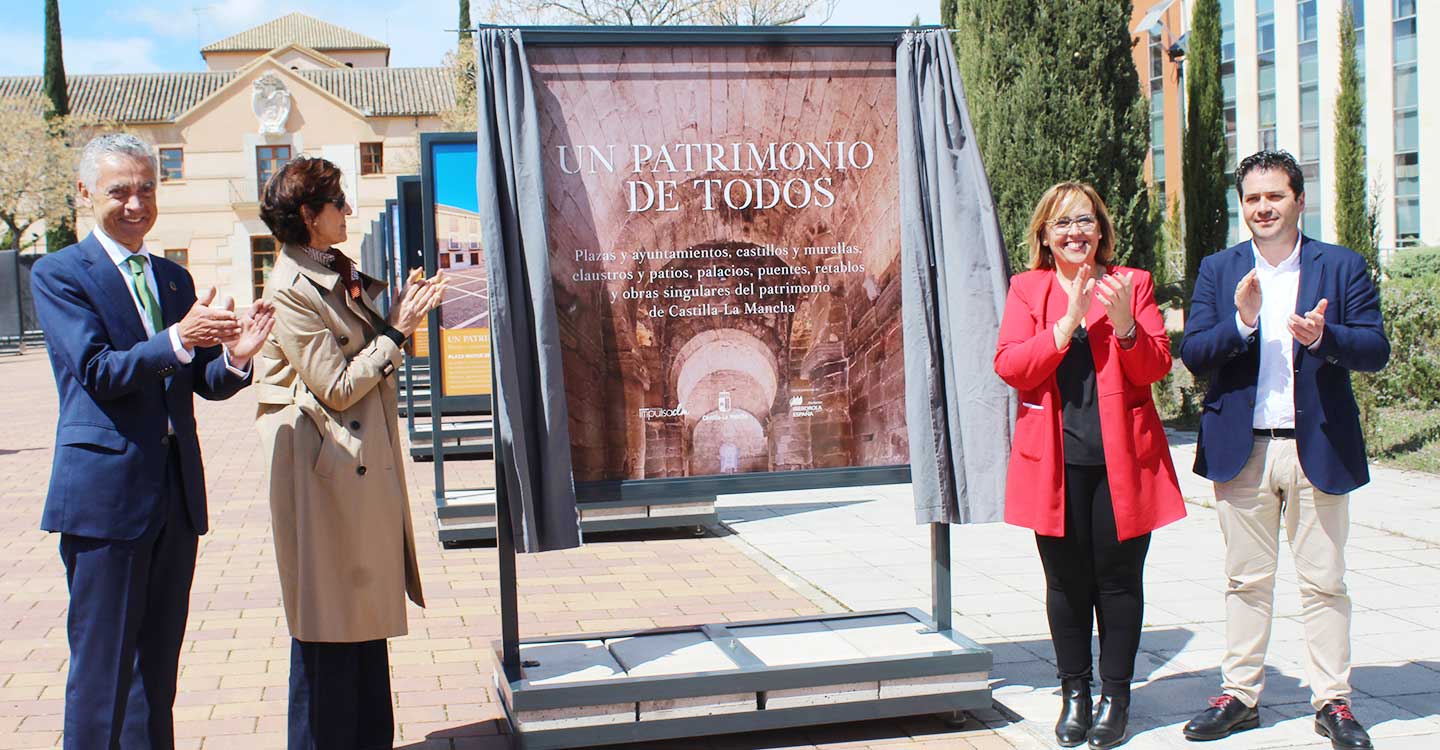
[253, 157, 445, 750]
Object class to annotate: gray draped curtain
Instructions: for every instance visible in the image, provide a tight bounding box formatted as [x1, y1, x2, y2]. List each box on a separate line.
[897, 29, 1016, 525]
[475, 28, 581, 552]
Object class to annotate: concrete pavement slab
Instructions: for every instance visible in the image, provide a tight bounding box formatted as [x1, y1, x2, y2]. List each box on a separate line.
[716, 431, 1440, 750]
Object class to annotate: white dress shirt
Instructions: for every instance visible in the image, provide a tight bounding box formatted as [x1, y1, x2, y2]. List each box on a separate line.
[1235, 234, 1313, 429]
[94, 227, 249, 378]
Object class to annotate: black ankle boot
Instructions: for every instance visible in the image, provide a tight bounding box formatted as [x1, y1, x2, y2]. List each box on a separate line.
[1089, 693, 1130, 749]
[1055, 677, 1093, 747]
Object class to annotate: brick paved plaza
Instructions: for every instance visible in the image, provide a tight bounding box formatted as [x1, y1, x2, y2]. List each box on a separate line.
[0, 350, 1014, 749]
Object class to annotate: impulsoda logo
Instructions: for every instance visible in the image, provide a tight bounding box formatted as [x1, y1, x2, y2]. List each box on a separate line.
[639, 406, 688, 420]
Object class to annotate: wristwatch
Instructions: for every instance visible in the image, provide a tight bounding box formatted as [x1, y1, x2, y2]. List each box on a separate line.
[381, 326, 407, 347]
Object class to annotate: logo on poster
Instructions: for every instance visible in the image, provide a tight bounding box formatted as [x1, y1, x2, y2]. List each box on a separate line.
[790, 395, 823, 418]
[639, 406, 687, 420]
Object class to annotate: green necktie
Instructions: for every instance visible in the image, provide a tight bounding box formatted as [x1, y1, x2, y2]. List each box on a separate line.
[123, 254, 164, 333]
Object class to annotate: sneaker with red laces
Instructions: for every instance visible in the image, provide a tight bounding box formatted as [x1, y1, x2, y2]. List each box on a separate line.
[1182, 694, 1260, 741]
[1315, 701, 1373, 750]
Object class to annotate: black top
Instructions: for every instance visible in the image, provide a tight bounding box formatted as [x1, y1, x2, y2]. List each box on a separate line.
[1057, 327, 1105, 466]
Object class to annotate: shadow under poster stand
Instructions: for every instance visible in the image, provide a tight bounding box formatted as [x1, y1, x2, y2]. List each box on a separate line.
[470, 25, 995, 748]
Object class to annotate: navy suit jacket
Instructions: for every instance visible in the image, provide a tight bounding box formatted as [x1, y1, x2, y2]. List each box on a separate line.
[1180, 236, 1389, 495]
[31, 234, 251, 540]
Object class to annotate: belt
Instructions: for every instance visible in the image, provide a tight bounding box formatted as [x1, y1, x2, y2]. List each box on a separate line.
[1253, 427, 1296, 439]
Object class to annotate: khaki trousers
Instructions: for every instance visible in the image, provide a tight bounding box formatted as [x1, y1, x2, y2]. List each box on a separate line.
[1214, 436, 1351, 710]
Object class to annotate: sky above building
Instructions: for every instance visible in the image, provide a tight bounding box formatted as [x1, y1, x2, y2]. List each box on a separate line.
[0, 0, 942, 76]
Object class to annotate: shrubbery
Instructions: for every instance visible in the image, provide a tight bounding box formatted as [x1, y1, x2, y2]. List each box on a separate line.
[1153, 330, 1204, 429]
[1348, 248, 1439, 450]
[1357, 251, 1440, 411]
[1388, 246, 1440, 280]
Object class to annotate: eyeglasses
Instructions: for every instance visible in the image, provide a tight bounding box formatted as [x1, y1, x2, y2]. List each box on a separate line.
[322, 194, 347, 210]
[1048, 214, 1097, 232]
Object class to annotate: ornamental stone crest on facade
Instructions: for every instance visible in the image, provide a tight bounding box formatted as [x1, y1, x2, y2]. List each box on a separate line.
[251, 72, 292, 135]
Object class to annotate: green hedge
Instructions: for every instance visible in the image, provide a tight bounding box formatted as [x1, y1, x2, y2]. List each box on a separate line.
[1388, 246, 1440, 279]
[1153, 330, 1203, 429]
[1359, 273, 1440, 410]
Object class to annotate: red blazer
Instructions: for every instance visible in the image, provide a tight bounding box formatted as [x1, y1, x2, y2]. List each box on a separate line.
[993, 267, 1186, 541]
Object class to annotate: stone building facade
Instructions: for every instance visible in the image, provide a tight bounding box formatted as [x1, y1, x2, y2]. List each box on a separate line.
[1, 12, 455, 303]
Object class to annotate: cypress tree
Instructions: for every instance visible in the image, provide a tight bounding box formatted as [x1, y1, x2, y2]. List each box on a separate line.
[459, 0, 473, 41]
[42, 0, 68, 119]
[949, 1, 1153, 274]
[43, 0, 77, 252]
[1333, 1, 1377, 282]
[1183, 0, 1229, 296]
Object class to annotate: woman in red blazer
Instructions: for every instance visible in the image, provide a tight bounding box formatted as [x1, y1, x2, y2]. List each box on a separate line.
[993, 182, 1186, 749]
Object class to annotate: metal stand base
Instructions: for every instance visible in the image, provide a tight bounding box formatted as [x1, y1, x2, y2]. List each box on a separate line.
[939, 709, 969, 728]
[437, 490, 719, 544]
[493, 608, 992, 750]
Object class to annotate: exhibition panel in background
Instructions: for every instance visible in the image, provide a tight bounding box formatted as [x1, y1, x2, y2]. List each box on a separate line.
[0, 250, 41, 354]
[480, 28, 991, 750]
[376, 165, 494, 464]
[394, 176, 432, 426]
[426, 139, 495, 400]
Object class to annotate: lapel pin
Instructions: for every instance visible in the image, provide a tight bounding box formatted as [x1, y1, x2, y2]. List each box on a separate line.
[168, 281, 177, 291]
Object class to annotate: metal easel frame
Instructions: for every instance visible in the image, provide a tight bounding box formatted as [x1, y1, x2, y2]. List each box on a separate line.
[474, 28, 975, 748]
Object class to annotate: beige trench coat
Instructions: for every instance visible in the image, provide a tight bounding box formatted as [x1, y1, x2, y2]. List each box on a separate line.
[253, 244, 424, 643]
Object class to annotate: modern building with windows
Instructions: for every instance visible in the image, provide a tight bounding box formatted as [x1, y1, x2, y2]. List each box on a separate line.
[1132, 0, 1437, 254]
[0, 13, 455, 303]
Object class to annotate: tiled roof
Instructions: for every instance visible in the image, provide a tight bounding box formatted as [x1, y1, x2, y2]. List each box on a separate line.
[0, 72, 230, 122]
[202, 13, 388, 53]
[0, 67, 455, 122]
[296, 67, 456, 117]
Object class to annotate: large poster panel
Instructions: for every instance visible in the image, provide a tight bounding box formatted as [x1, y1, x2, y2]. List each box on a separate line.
[429, 141, 492, 396]
[532, 45, 907, 483]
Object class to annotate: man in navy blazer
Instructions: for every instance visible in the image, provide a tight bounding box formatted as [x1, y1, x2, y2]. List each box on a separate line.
[1179, 151, 1388, 750]
[31, 133, 274, 749]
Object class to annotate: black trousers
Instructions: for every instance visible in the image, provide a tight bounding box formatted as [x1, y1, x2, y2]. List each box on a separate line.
[1035, 464, 1151, 697]
[288, 638, 393, 750]
[60, 439, 197, 750]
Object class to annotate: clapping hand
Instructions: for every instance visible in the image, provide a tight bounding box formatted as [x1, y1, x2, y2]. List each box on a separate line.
[1096, 271, 1135, 334]
[1052, 263, 1096, 350]
[176, 287, 241, 349]
[1288, 298, 1327, 347]
[389, 269, 448, 336]
[224, 299, 275, 366]
[1059, 263, 1096, 334]
[1235, 269, 1262, 328]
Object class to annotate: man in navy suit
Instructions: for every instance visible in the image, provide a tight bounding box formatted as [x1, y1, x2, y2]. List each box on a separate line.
[31, 133, 274, 749]
[1179, 150, 1388, 750]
